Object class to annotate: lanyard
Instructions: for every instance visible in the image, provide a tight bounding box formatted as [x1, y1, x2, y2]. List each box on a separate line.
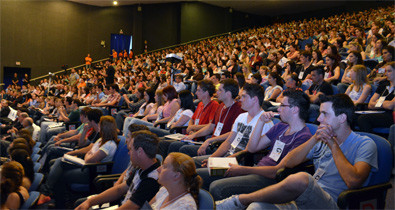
[218, 102, 234, 124]
[276, 126, 300, 146]
[195, 101, 212, 122]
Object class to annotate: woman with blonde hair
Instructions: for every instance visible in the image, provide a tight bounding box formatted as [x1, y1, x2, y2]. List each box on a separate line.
[345, 65, 372, 105]
[150, 152, 203, 210]
[0, 161, 29, 210]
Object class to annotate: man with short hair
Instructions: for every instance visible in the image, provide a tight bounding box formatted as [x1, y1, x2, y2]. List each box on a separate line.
[208, 90, 312, 200]
[176, 79, 245, 157]
[75, 130, 161, 210]
[216, 94, 377, 210]
[186, 79, 219, 134]
[305, 67, 333, 122]
[194, 83, 274, 168]
[297, 50, 315, 82]
[173, 74, 186, 93]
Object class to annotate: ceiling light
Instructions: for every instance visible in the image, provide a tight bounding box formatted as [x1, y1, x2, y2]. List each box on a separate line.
[113, 1, 118, 6]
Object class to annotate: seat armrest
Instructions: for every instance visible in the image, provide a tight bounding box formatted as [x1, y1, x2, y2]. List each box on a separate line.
[235, 149, 270, 166]
[275, 162, 314, 182]
[94, 175, 122, 193]
[169, 126, 188, 134]
[337, 182, 392, 209]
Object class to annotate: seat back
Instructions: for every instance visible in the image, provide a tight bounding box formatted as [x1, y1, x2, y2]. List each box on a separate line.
[332, 84, 339, 95]
[306, 123, 318, 135]
[33, 162, 41, 173]
[356, 132, 393, 185]
[32, 154, 40, 162]
[29, 173, 44, 192]
[198, 189, 215, 210]
[20, 191, 40, 210]
[111, 136, 130, 174]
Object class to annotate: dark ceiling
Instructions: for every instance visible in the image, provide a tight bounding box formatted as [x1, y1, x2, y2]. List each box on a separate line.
[68, 0, 375, 17]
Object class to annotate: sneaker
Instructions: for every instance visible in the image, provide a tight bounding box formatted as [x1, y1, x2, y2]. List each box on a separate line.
[216, 195, 246, 210]
[37, 194, 51, 205]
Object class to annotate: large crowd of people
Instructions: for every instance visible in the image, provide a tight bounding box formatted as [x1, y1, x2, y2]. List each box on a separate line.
[0, 5, 394, 210]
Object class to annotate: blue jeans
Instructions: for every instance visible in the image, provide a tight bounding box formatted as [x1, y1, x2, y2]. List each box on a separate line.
[123, 118, 153, 137]
[179, 144, 216, 158]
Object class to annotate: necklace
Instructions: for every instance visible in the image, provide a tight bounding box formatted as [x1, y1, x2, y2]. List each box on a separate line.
[162, 191, 188, 208]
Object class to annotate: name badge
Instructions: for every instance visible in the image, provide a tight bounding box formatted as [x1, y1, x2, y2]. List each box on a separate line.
[378, 68, 385, 74]
[269, 140, 285, 162]
[194, 119, 200, 125]
[313, 168, 325, 181]
[156, 110, 162, 122]
[231, 132, 244, 150]
[324, 72, 329, 79]
[213, 122, 224, 136]
[375, 96, 386, 108]
[298, 71, 304, 80]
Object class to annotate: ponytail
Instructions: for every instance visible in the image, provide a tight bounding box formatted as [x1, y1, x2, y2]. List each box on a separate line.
[188, 174, 203, 206]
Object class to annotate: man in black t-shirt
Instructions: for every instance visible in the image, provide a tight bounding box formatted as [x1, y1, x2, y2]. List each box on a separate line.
[76, 130, 160, 210]
[305, 67, 333, 104]
[305, 67, 333, 122]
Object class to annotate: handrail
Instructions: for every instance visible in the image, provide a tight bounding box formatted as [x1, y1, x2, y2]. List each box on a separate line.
[29, 27, 249, 83]
[30, 58, 109, 83]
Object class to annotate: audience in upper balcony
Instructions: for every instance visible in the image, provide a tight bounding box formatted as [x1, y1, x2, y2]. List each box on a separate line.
[0, 5, 393, 209]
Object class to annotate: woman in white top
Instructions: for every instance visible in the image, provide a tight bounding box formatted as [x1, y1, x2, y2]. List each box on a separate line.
[148, 90, 195, 137]
[38, 116, 119, 207]
[338, 51, 364, 94]
[150, 152, 203, 210]
[122, 89, 166, 136]
[264, 72, 283, 101]
[345, 65, 372, 105]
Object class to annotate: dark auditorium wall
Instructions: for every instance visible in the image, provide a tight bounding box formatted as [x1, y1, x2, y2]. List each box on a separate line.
[141, 3, 181, 51]
[180, 2, 232, 43]
[0, 0, 135, 80]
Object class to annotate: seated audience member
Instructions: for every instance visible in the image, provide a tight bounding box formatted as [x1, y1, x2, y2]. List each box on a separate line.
[122, 89, 165, 137]
[39, 116, 118, 208]
[345, 65, 372, 105]
[323, 54, 341, 85]
[149, 152, 203, 210]
[10, 149, 35, 190]
[276, 73, 302, 103]
[149, 90, 195, 137]
[176, 79, 244, 157]
[250, 73, 262, 85]
[305, 67, 334, 122]
[0, 161, 30, 210]
[42, 98, 82, 143]
[216, 94, 377, 210]
[368, 45, 395, 85]
[75, 130, 160, 210]
[204, 90, 312, 200]
[338, 51, 364, 94]
[115, 87, 147, 131]
[41, 108, 100, 172]
[194, 83, 274, 167]
[91, 84, 121, 115]
[311, 50, 324, 66]
[264, 72, 283, 102]
[41, 107, 91, 154]
[173, 74, 187, 93]
[186, 80, 219, 134]
[357, 62, 394, 132]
